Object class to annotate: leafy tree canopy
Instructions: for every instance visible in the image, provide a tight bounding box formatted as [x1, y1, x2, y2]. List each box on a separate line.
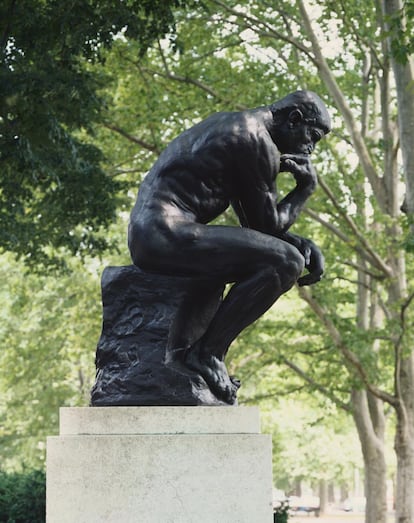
[0, 0, 187, 268]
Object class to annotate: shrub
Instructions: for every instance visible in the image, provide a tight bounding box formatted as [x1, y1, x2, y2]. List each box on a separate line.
[0, 470, 45, 523]
[273, 500, 289, 523]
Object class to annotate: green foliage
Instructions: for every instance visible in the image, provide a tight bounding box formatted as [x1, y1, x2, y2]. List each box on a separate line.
[0, 0, 412, 501]
[89, 1, 408, 494]
[273, 500, 289, 523]
[263, 400, 363, 493]
[0, 0, 188, 267]
[384, 0, 414, 64]
[97, 2, 410, 498]
[0, 253, 103, 469]
[0, 469, 45, 523]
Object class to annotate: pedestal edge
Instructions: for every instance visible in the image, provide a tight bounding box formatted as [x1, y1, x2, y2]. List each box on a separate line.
[59, 406, 262, 435]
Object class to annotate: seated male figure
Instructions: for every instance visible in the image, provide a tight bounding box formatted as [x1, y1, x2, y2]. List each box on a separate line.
[128, 90, 331, 403]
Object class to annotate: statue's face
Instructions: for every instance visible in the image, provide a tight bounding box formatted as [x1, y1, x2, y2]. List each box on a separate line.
[276, 106, 330, 155]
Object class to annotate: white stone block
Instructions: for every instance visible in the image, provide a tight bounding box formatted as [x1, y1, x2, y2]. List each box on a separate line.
[47, 407, 273, 523]
[59, 406, 261, 435]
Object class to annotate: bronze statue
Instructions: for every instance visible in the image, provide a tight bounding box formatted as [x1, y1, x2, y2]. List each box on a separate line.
[127, 90, 331, 403]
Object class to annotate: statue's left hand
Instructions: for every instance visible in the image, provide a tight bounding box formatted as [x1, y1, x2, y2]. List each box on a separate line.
[297, 238, 324, 286]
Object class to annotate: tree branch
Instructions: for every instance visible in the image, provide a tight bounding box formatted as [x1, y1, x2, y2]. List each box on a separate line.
[280, 355, 351, 412]
[306, 195, 392, 276]
[140, 65, 245, 110]
[304, 208, 350, 243]
[209, 0, 316, 63]
[297, 0, 388, 212]
[337, 0, 385, 70]
[186, 38, 245, 66]
[317, 176, 393, 277]
[341, 259, 386, 280]
[103, 122, 161, 153]
[394, 291, 414, 402]
[241, 385, 307, 404]
[108, 167, 143, 178]
[298, 286, 399, 407]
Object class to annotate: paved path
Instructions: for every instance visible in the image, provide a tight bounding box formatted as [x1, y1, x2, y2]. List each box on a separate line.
[290, 515, 363, 523]
[289, 512, 395, 523]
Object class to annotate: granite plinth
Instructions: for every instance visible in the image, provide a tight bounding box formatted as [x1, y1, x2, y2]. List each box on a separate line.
[46, 407, 273, 523]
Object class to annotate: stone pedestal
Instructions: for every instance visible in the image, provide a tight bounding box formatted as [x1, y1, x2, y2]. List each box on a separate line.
[47, 407, 273, 523]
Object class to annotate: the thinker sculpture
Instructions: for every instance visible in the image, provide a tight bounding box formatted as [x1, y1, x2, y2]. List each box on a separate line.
[91, 90, 331, 407]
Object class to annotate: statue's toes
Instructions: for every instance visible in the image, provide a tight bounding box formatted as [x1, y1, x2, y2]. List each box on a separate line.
[222, 380, 239, 404]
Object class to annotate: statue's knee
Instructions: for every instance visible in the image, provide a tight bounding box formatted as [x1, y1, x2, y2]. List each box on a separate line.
[285, 246, 305, 287]
[290, 245, 305, 275]
[274, 244, 304, 291]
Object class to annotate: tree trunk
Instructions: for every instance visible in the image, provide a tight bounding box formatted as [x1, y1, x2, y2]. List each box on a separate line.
[381, 3, 414, 514]
[352, 390, 388, 523]
[395, 354, 414, 522]
[328, 482, 335, 504]
[319, 479, 328, 515]
[395, 425, 414, 523]
[383, 0, 414, 220]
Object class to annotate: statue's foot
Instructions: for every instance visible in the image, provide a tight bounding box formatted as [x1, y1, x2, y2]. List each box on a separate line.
[185, 349, 240, 404]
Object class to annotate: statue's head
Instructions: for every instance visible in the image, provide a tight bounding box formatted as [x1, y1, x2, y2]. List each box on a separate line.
[270, 90, 331, 155]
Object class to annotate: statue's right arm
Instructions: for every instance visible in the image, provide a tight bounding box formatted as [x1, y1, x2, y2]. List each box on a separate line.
[280, 231, 325, 286]
[275, 154, 317, 233]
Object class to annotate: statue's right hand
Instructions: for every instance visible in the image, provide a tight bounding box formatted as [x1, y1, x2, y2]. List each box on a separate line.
[280, 154, 317, 189]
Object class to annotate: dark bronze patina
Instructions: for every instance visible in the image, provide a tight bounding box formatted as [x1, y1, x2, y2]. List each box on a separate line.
[91, 91, 331, 406]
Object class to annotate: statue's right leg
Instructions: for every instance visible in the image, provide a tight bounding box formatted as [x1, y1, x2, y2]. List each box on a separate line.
[129, 220, 304, 402]
[185, 255, 304, 402]
[179, 227, 305, 402]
